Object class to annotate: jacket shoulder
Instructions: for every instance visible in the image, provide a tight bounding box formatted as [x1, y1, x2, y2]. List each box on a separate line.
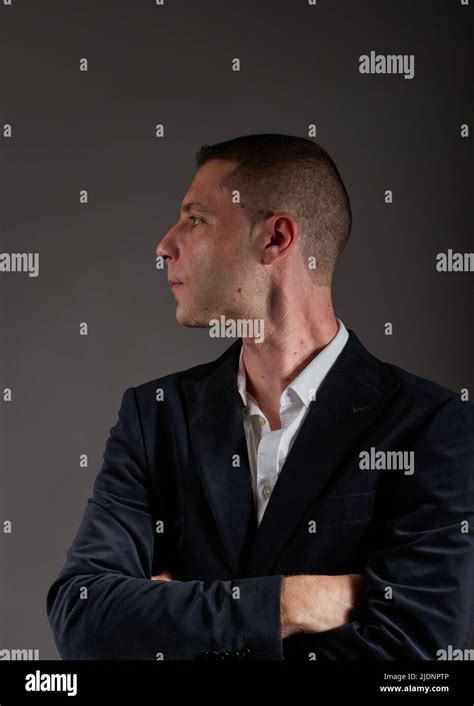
[346, 330, 472, 417]
[131, 341, 239, 402]
[384, 360, 471, 410]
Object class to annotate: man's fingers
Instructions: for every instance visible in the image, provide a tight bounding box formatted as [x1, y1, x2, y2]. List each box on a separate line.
[151, 570, 174, 582]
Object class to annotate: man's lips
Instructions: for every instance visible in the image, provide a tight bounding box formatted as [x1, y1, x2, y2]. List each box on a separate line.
[168, 280, 183, 289]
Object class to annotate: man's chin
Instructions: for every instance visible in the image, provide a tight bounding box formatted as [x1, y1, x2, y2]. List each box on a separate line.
[175, 309, 210, 328]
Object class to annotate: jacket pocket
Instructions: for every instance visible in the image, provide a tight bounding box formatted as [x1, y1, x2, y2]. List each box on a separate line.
[308, 490, 376, 523]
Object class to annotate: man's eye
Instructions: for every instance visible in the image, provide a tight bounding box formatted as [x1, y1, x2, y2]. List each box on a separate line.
[189, 216, 204, 227]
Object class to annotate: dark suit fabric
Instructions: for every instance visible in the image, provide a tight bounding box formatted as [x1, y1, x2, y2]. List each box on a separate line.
[47, 330, 474, 660]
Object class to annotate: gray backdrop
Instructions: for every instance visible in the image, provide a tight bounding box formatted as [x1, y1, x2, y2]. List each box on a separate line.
[1, 0, 472, 658]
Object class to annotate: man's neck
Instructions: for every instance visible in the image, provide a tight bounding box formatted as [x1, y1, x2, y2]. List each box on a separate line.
[241, 312, 339, 417]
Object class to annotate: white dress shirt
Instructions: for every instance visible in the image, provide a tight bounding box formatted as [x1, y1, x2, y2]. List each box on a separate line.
[237, 319, 349, 525]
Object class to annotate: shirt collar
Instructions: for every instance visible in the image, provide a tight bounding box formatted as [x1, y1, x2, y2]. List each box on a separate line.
[237, 318, 349, 410]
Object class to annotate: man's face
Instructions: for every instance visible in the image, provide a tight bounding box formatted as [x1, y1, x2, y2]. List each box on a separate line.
[156, 159, 263, 327]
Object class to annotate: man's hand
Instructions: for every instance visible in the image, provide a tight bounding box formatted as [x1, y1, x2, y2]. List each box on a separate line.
[280, 573, 363, 639]
[151, 570, 174, 582]
[151, 571, 363, 638]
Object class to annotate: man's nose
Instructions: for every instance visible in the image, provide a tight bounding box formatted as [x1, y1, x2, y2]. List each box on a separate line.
[156, 228, 176, 260]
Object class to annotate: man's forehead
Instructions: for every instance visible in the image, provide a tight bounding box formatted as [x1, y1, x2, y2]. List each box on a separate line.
[180, 159, 239, 213]
[180, 200, 216, 214]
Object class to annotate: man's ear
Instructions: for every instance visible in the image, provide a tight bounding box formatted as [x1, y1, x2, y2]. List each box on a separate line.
[261, 213, 297, 265]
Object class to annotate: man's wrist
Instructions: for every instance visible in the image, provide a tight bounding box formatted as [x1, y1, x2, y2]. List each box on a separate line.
[280, 575, 304, 638]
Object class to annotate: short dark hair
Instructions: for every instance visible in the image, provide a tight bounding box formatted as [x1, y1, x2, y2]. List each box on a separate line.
[195, 133, 352, 281]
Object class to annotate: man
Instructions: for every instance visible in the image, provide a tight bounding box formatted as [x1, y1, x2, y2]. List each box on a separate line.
[47, 134, 474, 661]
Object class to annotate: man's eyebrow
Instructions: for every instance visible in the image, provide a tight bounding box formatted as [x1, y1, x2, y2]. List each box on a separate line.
[181, 201, 215, 214]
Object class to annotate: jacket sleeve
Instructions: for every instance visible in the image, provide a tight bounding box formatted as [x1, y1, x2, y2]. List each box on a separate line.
[292, 397, 474, 660]
[46, 387, 284, 660]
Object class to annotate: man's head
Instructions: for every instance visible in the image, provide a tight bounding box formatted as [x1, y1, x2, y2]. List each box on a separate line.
[156, 133, 351, 328]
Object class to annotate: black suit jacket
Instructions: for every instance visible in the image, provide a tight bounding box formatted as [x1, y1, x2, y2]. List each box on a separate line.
[47, 330, 474, 660]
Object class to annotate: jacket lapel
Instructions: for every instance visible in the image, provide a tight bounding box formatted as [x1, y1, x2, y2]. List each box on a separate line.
[244, 331, 401, 576]
[182, 331, 400, 579]
[182, 341, 256, 577]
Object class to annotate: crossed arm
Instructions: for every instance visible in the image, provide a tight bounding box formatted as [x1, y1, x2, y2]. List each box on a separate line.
[47, 387, 474, 660]
[151, 569, 364, 639]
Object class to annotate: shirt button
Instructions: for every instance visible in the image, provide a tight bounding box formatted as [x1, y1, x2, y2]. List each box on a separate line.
[262, 485, 273, 498]
[258, 417, 266, 426]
